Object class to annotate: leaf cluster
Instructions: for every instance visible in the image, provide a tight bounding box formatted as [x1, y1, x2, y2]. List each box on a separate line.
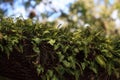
[0, 17, 120, 80]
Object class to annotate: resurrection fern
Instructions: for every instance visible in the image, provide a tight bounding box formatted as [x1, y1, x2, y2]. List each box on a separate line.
[0, 17, 120, 80]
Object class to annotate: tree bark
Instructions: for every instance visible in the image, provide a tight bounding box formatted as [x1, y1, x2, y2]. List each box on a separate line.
[0, 51, 39, 80]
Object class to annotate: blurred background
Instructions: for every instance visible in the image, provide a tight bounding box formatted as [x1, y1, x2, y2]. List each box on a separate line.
[0, 0, 120, 34]
[0, 0, 76, 21]
[0, 0, 120, 28]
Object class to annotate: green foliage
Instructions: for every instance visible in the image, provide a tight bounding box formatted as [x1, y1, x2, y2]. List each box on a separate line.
[0, 17, 120, 80]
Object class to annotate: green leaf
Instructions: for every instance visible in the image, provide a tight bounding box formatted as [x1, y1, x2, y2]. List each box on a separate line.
[52, 75, 58, 80]
[107, 62, 112, 75]
[54, 43, 61, 50]
[33, 46, 40, 54]
[102, 50, 113, 58]
[89, 62, 98, 74]
[57, 52, 64, 62]
[63, 60, 71, 68]
[0, 44, 3, 51]
[37, 65, 44, 76]
[74, 71, 80, 80]
[43, 30, 50, 35]
[81, 63, 86, 70]
[48, 70, 53, 77]
[95, 55, 106, 68]
[63, 46, 69, 53]
[32, 37, 41, 44]
[48, 39, 56, 46]
[11, 38, 19, 45]
[74, 48, 79, 53]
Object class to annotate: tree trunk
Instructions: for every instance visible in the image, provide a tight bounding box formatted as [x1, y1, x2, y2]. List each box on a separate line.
[0, 51, 39, 80]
